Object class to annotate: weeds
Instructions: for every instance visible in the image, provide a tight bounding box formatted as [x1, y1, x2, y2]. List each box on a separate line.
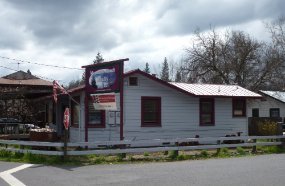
[0, 145, 284, 165]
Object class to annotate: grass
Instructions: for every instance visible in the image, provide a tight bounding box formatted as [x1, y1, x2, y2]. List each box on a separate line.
[0, 145, 284, 165]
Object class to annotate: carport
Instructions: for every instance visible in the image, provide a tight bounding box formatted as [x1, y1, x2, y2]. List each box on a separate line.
[0, 70, 53, 135]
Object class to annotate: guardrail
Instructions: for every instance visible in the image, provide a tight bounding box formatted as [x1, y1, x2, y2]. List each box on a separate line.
[0, 135, 284, 156]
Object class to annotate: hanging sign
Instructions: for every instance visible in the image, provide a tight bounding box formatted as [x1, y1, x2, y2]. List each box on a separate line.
[90, 93, 117, 110]
[85, 63, 121, 93]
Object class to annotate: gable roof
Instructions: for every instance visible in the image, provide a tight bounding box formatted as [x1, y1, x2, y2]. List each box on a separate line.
[170, 83, 261, 98]
[125, 69, 261, 98]
[68, 69, 261, 98]
[259, 90, 285, 103]
[0, 71, 52, 86]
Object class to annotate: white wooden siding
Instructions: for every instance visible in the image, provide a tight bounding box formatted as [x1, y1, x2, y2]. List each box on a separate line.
[247, 97, 285, 118]
[123, 74, 248, 140]
[70, 92, 121, 142]
[69, 73, 251, 142]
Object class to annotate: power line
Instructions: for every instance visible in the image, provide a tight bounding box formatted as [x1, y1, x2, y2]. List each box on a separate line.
[0, 56, 84, 70]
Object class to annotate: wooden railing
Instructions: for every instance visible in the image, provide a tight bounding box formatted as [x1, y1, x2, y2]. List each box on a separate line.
[0, 135, 284, 156]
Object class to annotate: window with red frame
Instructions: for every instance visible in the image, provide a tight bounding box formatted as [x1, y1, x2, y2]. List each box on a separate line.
[87, 98, 105, 128]
[141, 97, 161, 127]
[200, 98, 215, 126]
[71, 96, 80, 127]
[232, 98, 246, 117]
[129, 77, 138, 86]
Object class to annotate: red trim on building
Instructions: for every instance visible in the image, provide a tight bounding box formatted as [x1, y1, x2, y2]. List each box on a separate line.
[71, 96, 80, 128]
[141, 96, 161, 127]
[120, 63, 124, 140]
[199, 98, 215, 126]
[125, 69, 197, 97]
[84, 92, 88, 142]
[232, 98, 246, 117]
[87, 110, 106, 128]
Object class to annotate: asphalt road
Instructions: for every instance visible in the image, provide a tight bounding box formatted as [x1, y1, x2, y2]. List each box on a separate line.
[1, 154, 285, 186]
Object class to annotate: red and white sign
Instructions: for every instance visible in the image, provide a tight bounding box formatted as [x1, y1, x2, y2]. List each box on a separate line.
[90, 93, 117, 110]
[63, 108, 70, 130]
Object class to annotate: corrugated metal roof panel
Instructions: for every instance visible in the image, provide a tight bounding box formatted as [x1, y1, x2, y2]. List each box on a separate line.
[170, 83, 261, 97]
[260, 90, 285, 103]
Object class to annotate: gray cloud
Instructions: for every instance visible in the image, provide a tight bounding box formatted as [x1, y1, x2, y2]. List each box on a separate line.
[156, 0, 285, 35]
[0, 0, 285, 83]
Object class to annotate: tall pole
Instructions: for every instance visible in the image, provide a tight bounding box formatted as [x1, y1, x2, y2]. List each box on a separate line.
[120, 62, 124, 140]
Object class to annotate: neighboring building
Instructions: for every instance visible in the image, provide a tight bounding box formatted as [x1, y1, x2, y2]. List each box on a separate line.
[0, 70, 53, 126]
[247, 90, 285, 119]
[65, 69, 261, 142]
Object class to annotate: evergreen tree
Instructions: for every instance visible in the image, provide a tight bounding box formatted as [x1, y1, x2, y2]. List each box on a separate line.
[144, 62, 150, 74]
[160, 57, 170, 81]
[93, 52, 104, 64]
[175, 70, 182, 82]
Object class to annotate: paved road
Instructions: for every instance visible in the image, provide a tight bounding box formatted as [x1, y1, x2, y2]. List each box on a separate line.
[1, 154, 285, 186]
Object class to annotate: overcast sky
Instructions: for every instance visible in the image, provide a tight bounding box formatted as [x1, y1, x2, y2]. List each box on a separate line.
[0, 0, 284, 84]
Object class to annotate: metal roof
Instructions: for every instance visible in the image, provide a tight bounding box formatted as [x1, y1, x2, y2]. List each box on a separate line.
[259, 90, 285, 103]
[0, 70, 52, 86]
[170, 83, 261, 98]
[0, 78, 52, 86]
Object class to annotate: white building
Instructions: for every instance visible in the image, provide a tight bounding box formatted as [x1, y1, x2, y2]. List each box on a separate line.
[66, 69, 261, 142]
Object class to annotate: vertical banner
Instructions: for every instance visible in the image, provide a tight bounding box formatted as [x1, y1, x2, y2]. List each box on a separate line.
[90, 93, 117, 110]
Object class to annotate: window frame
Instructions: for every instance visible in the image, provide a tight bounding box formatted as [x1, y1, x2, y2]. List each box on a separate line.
[87, 96, 106, 128]
[141, 96, 161, 127]
[269, 108, 280, 118]
[71, 96, 80, 128]
[129, 77, 138, 86]
[199, 98, 215, 126]
[232, 98, 246, 117]
[252, 108, 259, 117]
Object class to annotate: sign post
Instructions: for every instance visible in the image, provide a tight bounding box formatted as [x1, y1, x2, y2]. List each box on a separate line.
[82, 59, 129, 143]
[63, 107, 70, 159]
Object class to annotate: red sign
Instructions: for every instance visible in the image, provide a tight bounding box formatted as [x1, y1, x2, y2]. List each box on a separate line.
[63, 108, 70, 130]
[90, 93, 117, 110]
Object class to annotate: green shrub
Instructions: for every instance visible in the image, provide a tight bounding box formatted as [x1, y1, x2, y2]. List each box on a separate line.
[217, 148, 230, 157]
[13, 152, 24, 159]
[236, 147, 246, 155]
[0, 149, 12, 157]
[143, 152, 149, 157]
[177, 154, 185, 160]
[168, 150, 178, 160]
[200, 150, 209, 158]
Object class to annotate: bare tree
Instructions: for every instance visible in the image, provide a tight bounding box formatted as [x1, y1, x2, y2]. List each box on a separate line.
[266, 16, 285, 52]
[184, 28, 283, 90]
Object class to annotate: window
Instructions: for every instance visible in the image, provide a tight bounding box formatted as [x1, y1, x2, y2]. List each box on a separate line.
[232, 98, 246, 117]
[200, 98, 215, 126]
[270, 108, 280, 118]
[71, 97, 80, 127]
[252, 108, 259, 117]
[141, 97, 161, 127]
[87, 97, 105, 128]
[129, 77, 138, 86]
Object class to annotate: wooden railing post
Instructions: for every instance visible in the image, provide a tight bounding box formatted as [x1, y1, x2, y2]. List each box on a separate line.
[216, 140, 221, 154]
[252, 139, 257, 153]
